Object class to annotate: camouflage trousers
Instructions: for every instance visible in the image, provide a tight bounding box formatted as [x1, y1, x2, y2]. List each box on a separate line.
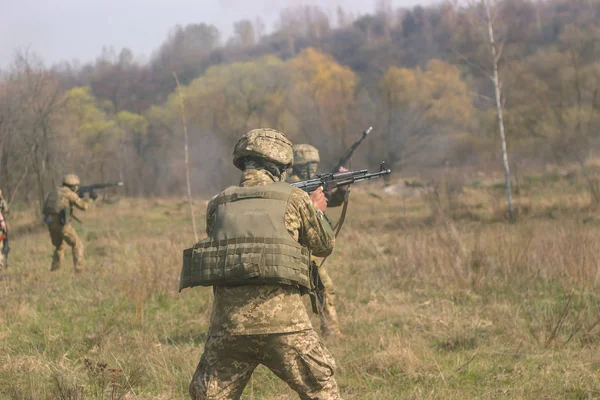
[318, 267, 342, 338]
[190, 329, 342, 400]
[46, 218, 84, 272]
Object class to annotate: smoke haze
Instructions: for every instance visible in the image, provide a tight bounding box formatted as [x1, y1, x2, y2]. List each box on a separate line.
[1, 0, 436, 67]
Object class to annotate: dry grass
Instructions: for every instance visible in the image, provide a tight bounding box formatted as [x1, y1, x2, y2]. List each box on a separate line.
[2, 173, 600, 399]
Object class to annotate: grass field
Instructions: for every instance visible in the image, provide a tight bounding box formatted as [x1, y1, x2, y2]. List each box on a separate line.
[2, 172, 600, 399]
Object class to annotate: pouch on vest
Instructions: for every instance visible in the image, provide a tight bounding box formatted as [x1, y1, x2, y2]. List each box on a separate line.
[43, 188, 67, 219]
[179, 237, 311, 291]
[179, 183, 312, 292]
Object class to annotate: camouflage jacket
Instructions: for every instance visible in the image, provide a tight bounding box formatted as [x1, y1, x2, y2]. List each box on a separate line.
[0, 197, 8, 216]
[287, 173, 347, 208]
[207, 169, 335, 336]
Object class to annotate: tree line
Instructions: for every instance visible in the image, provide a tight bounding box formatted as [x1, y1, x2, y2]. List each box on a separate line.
[0, 0, 598, 209]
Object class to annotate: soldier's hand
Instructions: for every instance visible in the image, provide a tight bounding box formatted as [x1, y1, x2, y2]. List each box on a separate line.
[310, 187, 328, 212]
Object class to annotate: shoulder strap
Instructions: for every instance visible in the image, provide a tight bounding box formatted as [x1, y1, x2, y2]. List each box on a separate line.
[332, 187, 351, 237]
[213, 183, 292, 206]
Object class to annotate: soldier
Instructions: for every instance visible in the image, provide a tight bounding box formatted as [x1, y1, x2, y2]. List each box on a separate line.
[182, 129, 343, 399]
[43, 174, 96, 272]
[288, 144, 346, 338]
[0, 189, 9, 217]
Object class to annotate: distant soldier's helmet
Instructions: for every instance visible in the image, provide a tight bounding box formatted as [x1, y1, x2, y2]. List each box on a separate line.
[293, 144, 320, 165]
[63, 174, 81, 187]
[233, 128, 293, 171]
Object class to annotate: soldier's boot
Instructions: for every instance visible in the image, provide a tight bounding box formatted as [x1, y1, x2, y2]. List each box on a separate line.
[51, 247, 64, 271]
[72, 242, 84, 273]
[320, 291, 343, 339]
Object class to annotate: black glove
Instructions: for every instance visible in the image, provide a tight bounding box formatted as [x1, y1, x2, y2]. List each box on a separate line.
[90, 191, 98, 201]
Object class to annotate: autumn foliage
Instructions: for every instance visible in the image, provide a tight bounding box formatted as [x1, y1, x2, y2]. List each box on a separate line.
[0, 0, 598, 205]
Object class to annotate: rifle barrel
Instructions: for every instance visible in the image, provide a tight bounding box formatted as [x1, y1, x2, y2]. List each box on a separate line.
[290, 164, 391, 194]
[77, 182, 125, 197]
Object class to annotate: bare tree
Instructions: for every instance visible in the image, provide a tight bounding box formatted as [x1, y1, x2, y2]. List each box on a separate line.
[232, 20, 256, 47]
[484, 0, 514, 219]
[0, 52, 63, 209]
[173, 72, 198, 242]
[453, 0, 515, 219]
[381, 106, 433, 174]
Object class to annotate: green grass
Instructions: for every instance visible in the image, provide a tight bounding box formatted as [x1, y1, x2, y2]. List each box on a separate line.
[2, 179, 600, 399]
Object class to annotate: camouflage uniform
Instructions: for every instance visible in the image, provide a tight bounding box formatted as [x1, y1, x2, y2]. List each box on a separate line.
[0, 190, 8, 217]
[288, 144, 345, 338]
[43, 175, 91, 272]
[186, 129, 342, 400]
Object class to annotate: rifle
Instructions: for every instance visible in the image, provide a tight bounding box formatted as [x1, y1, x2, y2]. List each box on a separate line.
[331, 126, 372, 173]
[291, 162, 391, 194]
[77, 182, 124, 199]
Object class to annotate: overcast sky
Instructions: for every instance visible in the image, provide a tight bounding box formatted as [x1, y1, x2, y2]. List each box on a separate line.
[1, 0, 437, 68]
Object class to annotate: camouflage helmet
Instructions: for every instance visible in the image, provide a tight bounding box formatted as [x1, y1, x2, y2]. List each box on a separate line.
[233, 128, 293, 170]
[293, 144, 320, 165]
[62, 174, 81, 187]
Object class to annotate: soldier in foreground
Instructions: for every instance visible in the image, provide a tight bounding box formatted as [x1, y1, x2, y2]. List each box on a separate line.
[288, 144, 345, 338]
[43, 174, 96, 272]
[180, 129, 342, 399]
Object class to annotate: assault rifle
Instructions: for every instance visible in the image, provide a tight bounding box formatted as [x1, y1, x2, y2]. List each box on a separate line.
[331, 126, 372, 173]
[77, 182, 124, 199]
[291, 162, 391, 194]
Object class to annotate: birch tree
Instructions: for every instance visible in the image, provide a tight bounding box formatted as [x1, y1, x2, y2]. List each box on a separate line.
[453, 0, 515, 220]
[484, 0, 514, 219]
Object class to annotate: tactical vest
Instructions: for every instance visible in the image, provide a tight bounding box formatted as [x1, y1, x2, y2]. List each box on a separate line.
[179, 182, 311, 291]
[43, 187, 68, 216]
